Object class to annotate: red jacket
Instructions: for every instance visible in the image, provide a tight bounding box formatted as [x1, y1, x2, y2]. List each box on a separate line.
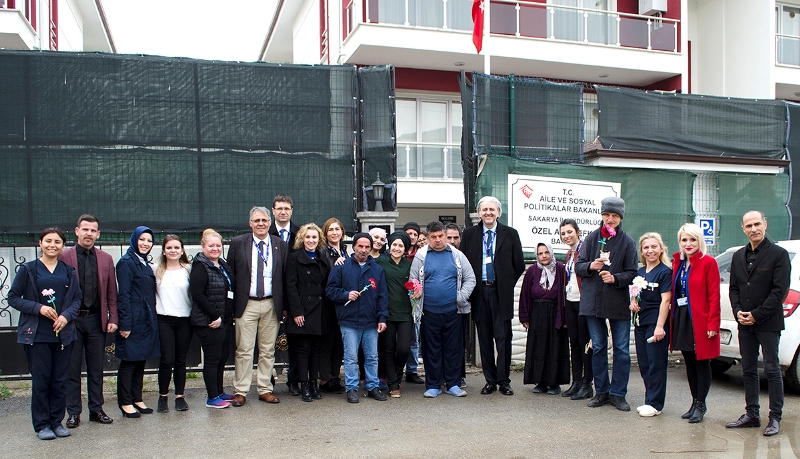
[670, 251, 721, 360]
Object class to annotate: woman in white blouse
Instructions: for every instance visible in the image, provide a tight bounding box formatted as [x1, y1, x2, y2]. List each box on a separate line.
[155, 235, 193, 413]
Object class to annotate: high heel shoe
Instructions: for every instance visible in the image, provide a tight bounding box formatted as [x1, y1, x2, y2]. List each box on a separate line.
[119, 405, 141, 418]
[133, 402, 154, 414]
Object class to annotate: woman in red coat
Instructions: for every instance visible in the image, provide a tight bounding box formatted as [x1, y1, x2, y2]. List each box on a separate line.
[670, 223, 720, 424]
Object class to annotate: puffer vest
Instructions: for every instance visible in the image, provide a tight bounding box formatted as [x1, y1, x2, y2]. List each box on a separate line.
[191, 253, 231, 326]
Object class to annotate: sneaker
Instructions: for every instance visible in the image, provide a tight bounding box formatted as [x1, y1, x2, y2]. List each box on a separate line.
[423, 388, 442, 398]
[368, 387, 387, 401]
[638, 405, 661, 417]
[390, 390, 401, 398]
[608, 395, 631, 412]
[459, 378, 467, 389]
[446, 386, 467, 397]
[53, 425, 71, 437]
[175, 397, 189, 411]
[157, 395, 169, 413]
[636, 404, 647, 413]
[37, 428, 56, 440]
[206, 396, 230, 409]
[219, 393, 235, 401]
[347, 389, 359, 403]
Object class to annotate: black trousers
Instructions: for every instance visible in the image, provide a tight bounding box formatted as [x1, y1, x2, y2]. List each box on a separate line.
[25, 342, 73, 432]
[421, 310, 462, 390]
[292, 333, 321, 382]
[287, 332, 299, 386]
[157, 315, 193, 395]
[460, 313, 470, 379]
[117, 360, 146, 406]
[565, 300, 592, 384]
[66, 313, 106, 415]
[379, 320, 413, 391]
[476, 285, 512, 385]
[194, 324, 232, 399]
[318, 326, 343, 380]
[681, 350, 712, 404]
[740, 328, 783, 421]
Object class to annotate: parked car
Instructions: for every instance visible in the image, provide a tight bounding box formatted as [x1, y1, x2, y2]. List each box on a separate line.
[714, 241, 800, 394]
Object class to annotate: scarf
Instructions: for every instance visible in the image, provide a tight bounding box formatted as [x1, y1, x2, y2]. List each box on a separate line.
[536, 242, 557, 291]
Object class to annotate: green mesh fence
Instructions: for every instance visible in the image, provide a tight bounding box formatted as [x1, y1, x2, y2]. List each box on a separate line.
[717, 172, 790, 251]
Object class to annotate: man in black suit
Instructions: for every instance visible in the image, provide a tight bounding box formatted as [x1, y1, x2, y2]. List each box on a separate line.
[228, 206, 289, 406]
[726, 210, 790, 437]
[461, 196, 525, 396]
[268, 194, 302, 395]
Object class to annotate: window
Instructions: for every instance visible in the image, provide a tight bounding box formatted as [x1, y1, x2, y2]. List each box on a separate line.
[396, 95, 463, 181]
[777, 3, 800, 66]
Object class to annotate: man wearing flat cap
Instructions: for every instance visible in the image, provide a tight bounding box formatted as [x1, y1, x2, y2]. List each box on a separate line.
[575, 196, 638, 412]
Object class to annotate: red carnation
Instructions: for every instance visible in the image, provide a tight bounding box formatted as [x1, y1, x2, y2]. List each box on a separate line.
[369, 278, 377, 290]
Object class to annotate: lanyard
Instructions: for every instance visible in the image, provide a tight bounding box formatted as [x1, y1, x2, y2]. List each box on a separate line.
[253, 239, 270, 269]
[565, 241, 581, 282]
[484, 230, 495, 259]
[219, 264, 232, 290]
[679, 261, 690, 297]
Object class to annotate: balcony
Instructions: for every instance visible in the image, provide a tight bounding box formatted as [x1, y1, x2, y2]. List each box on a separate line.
[777, 33, 800, 67]
[397, 141, 464, 182]
[775, 33, 800, 101]
[0, 4, 37, 50]
[340, 0, 683, 86]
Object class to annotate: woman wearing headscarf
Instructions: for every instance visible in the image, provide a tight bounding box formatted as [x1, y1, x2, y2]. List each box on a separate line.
[115, 226, 160, 418]
[9, 227, 81, 440]
[375, 231, 413, 397]
[519, 242, 570, 394]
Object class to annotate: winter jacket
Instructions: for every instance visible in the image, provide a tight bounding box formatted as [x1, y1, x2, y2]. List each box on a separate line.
[326, 256, 388, 329]
[115, 247, 160, 361]
[409, 244, 476, 314]
[190, 253, 235, 327]
[286, 250, 330, 335]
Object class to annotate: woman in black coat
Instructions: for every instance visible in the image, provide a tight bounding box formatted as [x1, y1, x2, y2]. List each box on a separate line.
[115, 226, 160, 418]
[286, 223, 330, 402]
[317, 217, 348, 393]
[190, 229, 236, 409]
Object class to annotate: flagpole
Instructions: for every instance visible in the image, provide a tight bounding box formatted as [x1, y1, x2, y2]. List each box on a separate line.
[483, 0, 490, 75]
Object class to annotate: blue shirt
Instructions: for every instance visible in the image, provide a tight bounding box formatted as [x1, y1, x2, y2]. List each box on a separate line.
[636, 263, 672, 326]
[422, 249, 458, 313]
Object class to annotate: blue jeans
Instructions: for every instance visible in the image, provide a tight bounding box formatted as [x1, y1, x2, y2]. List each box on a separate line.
[406, 322, 420, 374]
[341, 325, 379, 392]
[585, 316, 631, 397]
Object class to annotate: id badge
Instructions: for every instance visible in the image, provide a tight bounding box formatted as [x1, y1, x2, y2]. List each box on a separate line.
[677, 297, 688, 306]
[227, 291, 234, 300]
[484, 256, 492, 264]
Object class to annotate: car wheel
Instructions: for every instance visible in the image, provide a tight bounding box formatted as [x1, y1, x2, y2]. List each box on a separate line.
[710, 359, 733, 376]
[786, 347, 800, 395]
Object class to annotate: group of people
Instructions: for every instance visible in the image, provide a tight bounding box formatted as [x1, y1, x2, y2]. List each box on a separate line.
[8, 193, 789, 440]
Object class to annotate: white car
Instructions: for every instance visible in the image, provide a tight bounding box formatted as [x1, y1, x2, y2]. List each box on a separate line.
[714, 241, 800, 394]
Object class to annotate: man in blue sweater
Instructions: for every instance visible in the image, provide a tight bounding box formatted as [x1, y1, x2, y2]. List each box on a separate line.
[326, 233, 389, 403]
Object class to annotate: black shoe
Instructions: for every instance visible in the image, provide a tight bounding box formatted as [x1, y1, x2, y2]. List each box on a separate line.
[301, 382, 312, 402]
[546, 386, 562, 395]
[89, 410, 113, 424]
[681, 400, 697, 419]
[309, 380, 322, 400]
[157, 395, 169, 413]
[347, 389, 359, 403]
[499, 382, 514, 396]
[562, 381, 580, 397]
[608, 395, 631, 411]
[119, 405, 141, 418]
[287, 384, 301, 396]
[571, 383, 593, 400]
[66, 414, 80, 428]
[480, 383, 497, 395]
[368, 387, 387, 401]
[588, 393, 609, 408]
[133, 403, 153, 414]
[175, 397, 189, 411]
[531, 384, 547, 394]
[763, 419, 780, 436]
[459, 378, 467, 389]
[689, 401, 706, 423]
[405, 373, 424, 384]
[726, 413, 761, 428]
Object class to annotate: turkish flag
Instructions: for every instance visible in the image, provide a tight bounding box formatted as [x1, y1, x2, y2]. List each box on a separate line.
[472, 0, 485, 54]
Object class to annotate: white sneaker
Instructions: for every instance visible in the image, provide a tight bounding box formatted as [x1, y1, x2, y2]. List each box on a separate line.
[638, 405, 661, 417]
[636, 404, 648, 412]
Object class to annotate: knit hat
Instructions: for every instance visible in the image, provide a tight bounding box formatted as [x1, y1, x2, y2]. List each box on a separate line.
[601, 196, 625, 219]
[387, 231, 411, 252]
[352, 232, 373, 248]
[402, 221, 421, 235]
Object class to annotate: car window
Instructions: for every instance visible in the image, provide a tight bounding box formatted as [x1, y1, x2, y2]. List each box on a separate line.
[716, 251, 734, 283]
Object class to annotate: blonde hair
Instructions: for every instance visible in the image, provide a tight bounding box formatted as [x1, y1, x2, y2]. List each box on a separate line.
[677, 223, 707, 257]
[201, 228, 223, 247]
[638, 232, 670, 266]
[294, 223, 326, 250]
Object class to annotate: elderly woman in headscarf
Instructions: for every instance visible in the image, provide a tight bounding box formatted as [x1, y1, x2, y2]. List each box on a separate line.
[374, 231, 414, 398]
[518, 241, 570, 395]
[115, 226, 160, 418]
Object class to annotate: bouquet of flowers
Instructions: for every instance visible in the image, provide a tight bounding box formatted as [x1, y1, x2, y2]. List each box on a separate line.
[628, 276, 648, 326]
[598, 225, 616, 265]
[405, 279, 422, 323]
[344, 278, 377, 306]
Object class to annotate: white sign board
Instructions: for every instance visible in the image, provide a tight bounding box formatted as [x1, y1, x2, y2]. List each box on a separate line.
[508, 174, 622, 253]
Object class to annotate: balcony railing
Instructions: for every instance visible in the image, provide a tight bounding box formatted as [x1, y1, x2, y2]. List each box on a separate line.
[398, 142, 463, 181]
[777, 33, 800, 67]
[343, 0, 679, 53]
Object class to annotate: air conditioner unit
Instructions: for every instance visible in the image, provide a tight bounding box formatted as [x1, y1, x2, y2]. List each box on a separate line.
[639, 0, 668, 16]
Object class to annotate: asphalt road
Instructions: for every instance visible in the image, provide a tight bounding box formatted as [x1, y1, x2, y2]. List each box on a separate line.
[0, 363, 797, 459]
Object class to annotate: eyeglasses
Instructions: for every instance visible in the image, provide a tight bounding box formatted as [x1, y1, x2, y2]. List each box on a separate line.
[251, 219, 270, 224]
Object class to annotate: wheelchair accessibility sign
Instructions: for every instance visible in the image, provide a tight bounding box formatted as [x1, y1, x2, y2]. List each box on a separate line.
[699, 218, 715, 246]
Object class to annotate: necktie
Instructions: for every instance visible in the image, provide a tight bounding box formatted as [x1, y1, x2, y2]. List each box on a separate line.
[280, 229, 287, 243]
[485, 230, 495, 283]
[256, 241, 266, 298]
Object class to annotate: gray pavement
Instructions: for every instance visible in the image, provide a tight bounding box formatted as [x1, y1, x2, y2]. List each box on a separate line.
[0, 363, 798, 459]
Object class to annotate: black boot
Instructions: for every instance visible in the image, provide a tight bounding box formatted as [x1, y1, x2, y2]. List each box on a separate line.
[309, 380, 322, 400]
[571, 381, 593, 400]
[562, 380, 581, 397]
[681, 400, 697, 419]
[689, 401, 706, 423]
[301, 382, 312, 402]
